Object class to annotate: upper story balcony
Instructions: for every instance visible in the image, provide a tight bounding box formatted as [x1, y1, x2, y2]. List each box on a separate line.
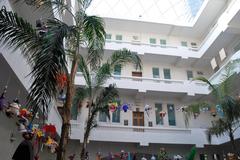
[104, 40, 198, 59]
[75, 73, 209, 96]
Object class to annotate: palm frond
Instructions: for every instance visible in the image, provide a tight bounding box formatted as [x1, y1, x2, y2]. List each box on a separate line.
[28, 18, 74, 116]
[71, 87, 89, 119]
[83, 14, 105, 69]
[184, 102, 210, 127]
[207, 119, 228, 143]
[76, 0, 93, 10]
[78, 54, 92, 88]
[108, 49, 142, 70]
[94, 84, 119, 119]
[0, 7, 38, 59]
[0, 11, 73, 116]
[95, 63, 111, 88]
[221, 96, 240, 122]
[32, 0, 75, 19]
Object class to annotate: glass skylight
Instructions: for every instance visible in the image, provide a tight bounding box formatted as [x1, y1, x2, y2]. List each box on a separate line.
[86, 0, 205, 25]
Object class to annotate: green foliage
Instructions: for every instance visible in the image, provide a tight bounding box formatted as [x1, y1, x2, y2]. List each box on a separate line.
[186, 147, 196, 160]
[157, 148, 168, 160]
[184, 60, 240, 153]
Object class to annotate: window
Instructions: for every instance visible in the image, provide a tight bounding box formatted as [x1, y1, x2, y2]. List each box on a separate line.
[167, 104, 176, 126]
[152, 67, 160, 78]
[124, 120, 128, 126]
[160, 39, 167, 47]
[149, 38, 156, 44]
[210, 58, 217, 70]
[219, 48, 226, 61]
[187, 70, 193, 80]
[181, 41, 188, 47]
[191, 42, 197, 48]
[99, 112, 107, 122]
[163, 69, 171, 79]
[155, 103, 163, 125]
[114, 64, 121, 76]
[199, 154, 208, 160]
[106, 34, 112, 40]
[234, 41, 240, 52]
[197, 71, 204, 75]
[112, 107, 120, 123]
[116, 35, 122, 41]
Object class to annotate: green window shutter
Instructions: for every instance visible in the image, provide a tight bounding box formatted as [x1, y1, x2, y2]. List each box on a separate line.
[112, 100, 120, 123]
[149, 38, 156, 44]
[112, 108, 120, 123]
[181, 41, 188, 47]
[167, 104, 176, 126]
[187, 70, 193, 80]
[163, 69, 171, 79]
[114, 64, 121, 75]
[106, 34, 112, 40]
[155, 103, 163, 125]
[99, 112, 107, 122]
[152, 67, 160, 78]
[116, 35, 122, 41]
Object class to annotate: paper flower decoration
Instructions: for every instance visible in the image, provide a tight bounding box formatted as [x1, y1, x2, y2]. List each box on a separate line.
[122, 104, 129, 112]
[6, 99, 21, 117]
[42, 124, 57, 137]
[109, 102, 118, 112]
[56, 73, 67, 89]
[210, 107, 217, 117]
[36, 130, 43, 138]
[0, 95, 6, 110]
[159, 111, 166, 118]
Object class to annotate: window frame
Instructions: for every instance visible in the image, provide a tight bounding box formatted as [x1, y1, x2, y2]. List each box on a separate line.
[152, 67, 160, 78]
[163, 68, 171, 79]
[116, 34, 123, 41]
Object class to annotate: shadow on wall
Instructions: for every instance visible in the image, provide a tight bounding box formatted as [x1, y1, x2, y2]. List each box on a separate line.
[0, 113, 56, 160]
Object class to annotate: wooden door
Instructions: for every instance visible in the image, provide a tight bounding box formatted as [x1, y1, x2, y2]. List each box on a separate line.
[132, 71, 142, 77]
[133, 112, 144, 126]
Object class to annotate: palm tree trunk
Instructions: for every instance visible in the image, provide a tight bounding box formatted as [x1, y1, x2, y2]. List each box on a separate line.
[229, 127, 237, 155]
[80, 112, 95, 160]
[57, 59, 78, 160]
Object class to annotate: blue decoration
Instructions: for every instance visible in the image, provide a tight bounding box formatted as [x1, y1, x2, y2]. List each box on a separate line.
[122, 104, 129, 112]
[216, 105, 224, 117]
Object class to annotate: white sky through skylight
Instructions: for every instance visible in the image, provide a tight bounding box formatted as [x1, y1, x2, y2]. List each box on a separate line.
[86, 0, 205, 25]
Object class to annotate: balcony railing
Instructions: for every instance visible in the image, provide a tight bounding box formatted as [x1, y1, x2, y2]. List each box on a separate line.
[105, 39, 199, 51]
[75, 73, 209, 95]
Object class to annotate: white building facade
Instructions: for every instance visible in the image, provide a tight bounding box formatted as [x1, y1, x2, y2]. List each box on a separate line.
[1, 0, 240, 159]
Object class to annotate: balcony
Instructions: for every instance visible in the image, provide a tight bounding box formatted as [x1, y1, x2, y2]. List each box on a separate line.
[69, 122, 209, 147]
[75, 73, 209, 96]
[105, 40, 198, 59]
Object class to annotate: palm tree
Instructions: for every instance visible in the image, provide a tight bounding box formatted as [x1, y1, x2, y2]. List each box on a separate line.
[0, 0, 106, 159]
[73, 49, 142, 160]
[184, 61, 240, 155]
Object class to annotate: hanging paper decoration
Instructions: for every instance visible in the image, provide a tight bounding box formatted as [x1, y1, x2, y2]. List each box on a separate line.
[6, 99, 21, 118]
[122, 104, 129, 112]
[56, 73, 67, 89]
[216, 104, 224, 117]
[210, 107, 217, 117]
[42, 124, 57, 138]
[0, 86, 7, 111]
[159, 111, 166, 118]
[144, 104, 152, 117]
[45, 136, 58, 153]
[109, 102, 118, 112]
[58, 90, 66, 101]
[193, 112, 199, 119]
[177, 107, 185, 112]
